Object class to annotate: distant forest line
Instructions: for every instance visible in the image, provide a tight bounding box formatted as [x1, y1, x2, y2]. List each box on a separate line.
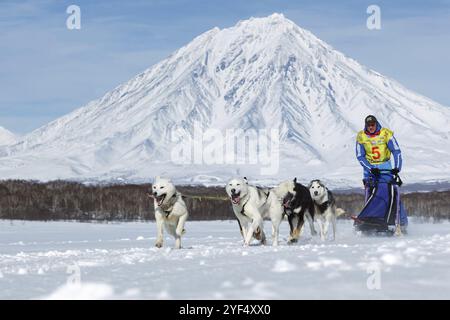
[0, 180, 449, 221]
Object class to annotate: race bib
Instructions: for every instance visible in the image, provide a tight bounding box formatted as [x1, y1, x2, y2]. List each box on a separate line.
[357, 128, 393, 164]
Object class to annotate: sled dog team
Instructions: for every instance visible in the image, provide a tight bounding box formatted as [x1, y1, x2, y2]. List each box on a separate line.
[149, 176, 344, 249]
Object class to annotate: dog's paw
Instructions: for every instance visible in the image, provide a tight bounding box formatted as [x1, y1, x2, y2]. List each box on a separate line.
[287, 238, 298, 244]
[155, 242, 163, 248]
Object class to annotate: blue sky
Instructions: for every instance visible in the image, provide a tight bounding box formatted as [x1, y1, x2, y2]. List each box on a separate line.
[1, 0, 450, 134]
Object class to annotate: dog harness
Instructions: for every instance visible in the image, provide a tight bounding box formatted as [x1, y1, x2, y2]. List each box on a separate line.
[159, 193, 178, 217]
[316, 191, 334, 214]
[240, 198, 250, 217]
[239, 190, 270, 217]
[317, 201, 330, 213]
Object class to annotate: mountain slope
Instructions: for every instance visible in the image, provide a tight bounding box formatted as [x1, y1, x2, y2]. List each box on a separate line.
[1, 13, 449, 186]
[0, 126, 17, 146]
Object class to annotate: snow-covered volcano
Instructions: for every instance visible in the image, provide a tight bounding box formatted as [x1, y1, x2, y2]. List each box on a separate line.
[1, 13, 449, 186]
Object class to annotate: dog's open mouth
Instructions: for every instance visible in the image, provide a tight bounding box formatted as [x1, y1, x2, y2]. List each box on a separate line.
[231, 193, 241, 204]
[283, 193, 293, 208]
[283, 199, 291, 208]
[155, 194, 166, 206]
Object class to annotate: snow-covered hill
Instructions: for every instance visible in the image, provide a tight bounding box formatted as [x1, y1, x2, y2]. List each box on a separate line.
[1, 13, 449, 186]
[0, 126, 17, 146]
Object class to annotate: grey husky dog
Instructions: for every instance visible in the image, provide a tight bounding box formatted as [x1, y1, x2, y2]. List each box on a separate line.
[225, 177, 285, 246]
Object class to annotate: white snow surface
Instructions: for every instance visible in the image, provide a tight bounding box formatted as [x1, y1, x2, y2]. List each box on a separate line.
[0, 14, 449, 187]
[0, 127, 17, 146]
[1, 218, 450, 299]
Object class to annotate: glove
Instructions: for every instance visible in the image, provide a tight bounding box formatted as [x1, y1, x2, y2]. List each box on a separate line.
[370, 168, 380, 176]
[391, 168, 400, 175]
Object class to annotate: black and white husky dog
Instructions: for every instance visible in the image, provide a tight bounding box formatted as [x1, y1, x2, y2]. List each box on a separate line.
[308, 180, 345, 241]
[280, 178, 316, 243]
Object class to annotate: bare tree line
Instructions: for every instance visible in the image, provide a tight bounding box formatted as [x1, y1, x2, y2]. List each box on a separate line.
[0, 180, 448, 221]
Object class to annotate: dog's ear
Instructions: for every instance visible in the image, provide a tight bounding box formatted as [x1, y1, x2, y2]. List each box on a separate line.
[153, 176, 161, 183]
[293, 177, 297, 184]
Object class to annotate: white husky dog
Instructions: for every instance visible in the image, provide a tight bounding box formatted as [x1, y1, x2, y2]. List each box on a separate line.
[148, 176, 188, 249]
[225, 177, 286, 246]
[308, 180, 344, 241]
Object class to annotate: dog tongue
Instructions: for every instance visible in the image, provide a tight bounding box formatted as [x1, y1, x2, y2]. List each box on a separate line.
[233, 196, 240, 204]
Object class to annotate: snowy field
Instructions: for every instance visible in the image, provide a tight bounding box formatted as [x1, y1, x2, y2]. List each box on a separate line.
[1, 218, 450, 300]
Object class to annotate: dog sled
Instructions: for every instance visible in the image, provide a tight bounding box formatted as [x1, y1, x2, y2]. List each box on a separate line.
[352, 170, 408, 236]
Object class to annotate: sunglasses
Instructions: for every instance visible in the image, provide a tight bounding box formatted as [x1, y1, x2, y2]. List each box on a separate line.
[367, 122, 376, 127]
